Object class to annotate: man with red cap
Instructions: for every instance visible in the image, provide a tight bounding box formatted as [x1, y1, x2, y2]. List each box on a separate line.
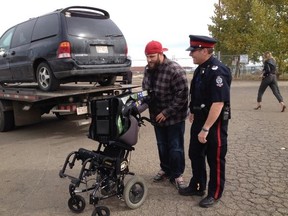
[178, 35, 232, 208]
[142, 40, 188, 190]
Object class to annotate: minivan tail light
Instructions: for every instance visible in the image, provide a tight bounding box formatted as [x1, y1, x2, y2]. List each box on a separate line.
[58, 42, 71, 58]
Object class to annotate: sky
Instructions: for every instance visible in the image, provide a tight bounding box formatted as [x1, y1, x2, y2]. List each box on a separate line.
[0, 0, 218, 66]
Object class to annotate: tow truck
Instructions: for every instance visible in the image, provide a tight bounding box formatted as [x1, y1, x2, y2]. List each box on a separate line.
[0, 82, 140, 132]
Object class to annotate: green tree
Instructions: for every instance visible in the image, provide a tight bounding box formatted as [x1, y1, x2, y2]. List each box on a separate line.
[209, 0, 288, 77]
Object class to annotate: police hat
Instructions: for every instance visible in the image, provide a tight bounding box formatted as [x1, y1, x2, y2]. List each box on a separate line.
[186, 35, 217, 51]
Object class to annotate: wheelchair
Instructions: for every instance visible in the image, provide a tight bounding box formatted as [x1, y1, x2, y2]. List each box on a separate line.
[59, 91, 149, 216]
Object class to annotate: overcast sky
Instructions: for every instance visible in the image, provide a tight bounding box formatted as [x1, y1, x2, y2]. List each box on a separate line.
[0, 0, 218, 66]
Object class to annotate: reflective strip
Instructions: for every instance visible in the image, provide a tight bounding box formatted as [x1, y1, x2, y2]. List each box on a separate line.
[215, 120, 222, 199]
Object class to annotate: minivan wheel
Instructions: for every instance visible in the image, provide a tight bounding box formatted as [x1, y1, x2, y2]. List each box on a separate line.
[98, 76, 116, 86]
[36, 62, 60, 91]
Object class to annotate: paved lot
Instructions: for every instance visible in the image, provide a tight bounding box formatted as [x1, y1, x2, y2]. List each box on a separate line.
[0, 76, 288, 216]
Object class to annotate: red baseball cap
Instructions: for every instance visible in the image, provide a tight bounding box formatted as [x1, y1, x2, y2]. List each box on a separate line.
[145, 40, 168, 55]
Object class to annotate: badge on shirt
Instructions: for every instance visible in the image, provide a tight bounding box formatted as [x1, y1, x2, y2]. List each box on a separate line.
[212, 66, 218, 70]
[216, 76, 223, 87]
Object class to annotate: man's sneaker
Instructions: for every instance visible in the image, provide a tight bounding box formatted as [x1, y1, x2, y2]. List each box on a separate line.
[178, 186, 205, 196]
[153, 169, 167, 182]
[170, 176, 186, 190]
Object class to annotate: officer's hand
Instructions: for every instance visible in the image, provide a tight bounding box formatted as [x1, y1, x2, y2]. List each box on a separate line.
[155, 112, 166, 123]
[198, 130, 208, 144]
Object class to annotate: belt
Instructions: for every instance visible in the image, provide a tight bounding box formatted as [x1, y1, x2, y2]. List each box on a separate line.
[193, 106, 202, 110]
[265, 73, 275, 77]
[193, 104, 206, 110]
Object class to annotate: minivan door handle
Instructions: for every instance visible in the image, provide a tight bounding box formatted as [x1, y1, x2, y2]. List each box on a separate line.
[10, 51, 16, 55]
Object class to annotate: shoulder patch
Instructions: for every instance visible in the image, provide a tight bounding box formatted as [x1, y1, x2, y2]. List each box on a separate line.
[212, 65, 218, 70]
[216, 76, 223, 87]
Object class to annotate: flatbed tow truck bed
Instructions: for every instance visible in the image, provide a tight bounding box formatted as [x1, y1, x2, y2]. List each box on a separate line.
[0, 83, 139, 102]
[0, 83, 141, 132]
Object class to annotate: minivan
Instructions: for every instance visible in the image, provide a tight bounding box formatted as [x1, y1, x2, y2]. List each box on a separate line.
[0, 6, 132, 91]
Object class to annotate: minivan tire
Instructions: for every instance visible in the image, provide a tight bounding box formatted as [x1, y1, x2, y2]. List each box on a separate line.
[98, 76, 117, 86]
[36, 62, 60, 91]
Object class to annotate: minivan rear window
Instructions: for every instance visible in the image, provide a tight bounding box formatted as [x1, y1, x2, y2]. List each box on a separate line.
[32, 14, 59, 41]
[66, 16, 122, 38]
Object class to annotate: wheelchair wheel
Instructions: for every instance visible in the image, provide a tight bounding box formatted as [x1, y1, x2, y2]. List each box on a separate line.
[123, 176, 148, 209]
[91, 206, 110, 216]
[68, 195, 86, 213]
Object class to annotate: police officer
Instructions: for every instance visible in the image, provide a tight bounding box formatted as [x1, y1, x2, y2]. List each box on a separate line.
[179, 35, 232, 208]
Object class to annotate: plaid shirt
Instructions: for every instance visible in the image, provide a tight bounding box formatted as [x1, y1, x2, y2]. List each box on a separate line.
[142, 56, 188, 126]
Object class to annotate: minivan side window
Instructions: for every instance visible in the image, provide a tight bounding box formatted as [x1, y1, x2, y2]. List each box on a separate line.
[32, 14, 59, 41]
[0, 28, 15, 50]
[11, 19, 36, 48]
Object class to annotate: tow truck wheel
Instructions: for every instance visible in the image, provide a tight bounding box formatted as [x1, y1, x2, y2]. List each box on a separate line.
[0, 101, 15, 132]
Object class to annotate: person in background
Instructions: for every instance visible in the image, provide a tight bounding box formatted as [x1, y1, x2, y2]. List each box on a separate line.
[254, 51, 286, 112]
[142, 40, 188, 190]
[179, 35, 232, 208]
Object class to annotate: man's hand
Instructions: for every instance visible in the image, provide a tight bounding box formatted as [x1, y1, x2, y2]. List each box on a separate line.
[155, 112, 166, 123]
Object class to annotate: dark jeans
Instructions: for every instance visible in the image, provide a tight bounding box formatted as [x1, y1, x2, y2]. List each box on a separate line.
[257, 74, 283, 103]
[154, 121, 185, 179]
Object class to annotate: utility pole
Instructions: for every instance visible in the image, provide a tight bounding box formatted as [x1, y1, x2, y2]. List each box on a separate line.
[217, 0, 221, 61]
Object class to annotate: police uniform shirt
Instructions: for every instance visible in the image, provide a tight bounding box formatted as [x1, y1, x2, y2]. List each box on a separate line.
[190, 56, 231, 117]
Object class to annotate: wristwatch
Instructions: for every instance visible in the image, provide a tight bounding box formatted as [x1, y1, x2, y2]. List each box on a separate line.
[202, 127, 209, 132]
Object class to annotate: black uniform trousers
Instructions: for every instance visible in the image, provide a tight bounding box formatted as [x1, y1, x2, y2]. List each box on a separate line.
[188, 115, 228, 200]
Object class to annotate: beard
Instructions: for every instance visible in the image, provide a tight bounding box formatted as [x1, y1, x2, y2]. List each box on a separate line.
[147, 55, 161, 70]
